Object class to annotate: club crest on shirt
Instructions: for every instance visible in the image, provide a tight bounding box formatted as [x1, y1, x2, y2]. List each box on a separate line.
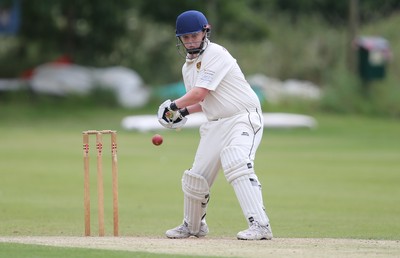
[196, 61, 201, 71]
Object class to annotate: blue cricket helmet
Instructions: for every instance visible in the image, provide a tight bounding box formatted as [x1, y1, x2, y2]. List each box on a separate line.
[176, 10, 209, 37]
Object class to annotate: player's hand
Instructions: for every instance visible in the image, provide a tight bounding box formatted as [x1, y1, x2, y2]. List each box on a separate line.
[158, 99, 177, 123]
[158, 100, 188, 129]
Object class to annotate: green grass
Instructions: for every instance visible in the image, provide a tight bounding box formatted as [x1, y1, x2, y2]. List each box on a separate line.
[260, 114, 400, 239]
[0, 102, 399, 256]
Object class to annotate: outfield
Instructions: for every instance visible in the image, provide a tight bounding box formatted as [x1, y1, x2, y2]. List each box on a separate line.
[0, 104, 399, 257]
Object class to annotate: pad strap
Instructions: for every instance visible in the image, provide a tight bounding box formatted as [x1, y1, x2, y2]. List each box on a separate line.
[231, 174, 269, 226]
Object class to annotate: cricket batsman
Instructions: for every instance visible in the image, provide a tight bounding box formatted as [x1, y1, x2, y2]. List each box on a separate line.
[158, 10, 273, 240]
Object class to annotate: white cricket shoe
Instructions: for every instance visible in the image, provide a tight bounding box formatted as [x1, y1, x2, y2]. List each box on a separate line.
[166, 221, 209, 239]
[237, 222, 273, 240]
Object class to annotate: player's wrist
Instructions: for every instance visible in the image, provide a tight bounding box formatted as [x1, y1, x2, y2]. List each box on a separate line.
[169, 101, 179, 111]
[179, 107, 189, 117]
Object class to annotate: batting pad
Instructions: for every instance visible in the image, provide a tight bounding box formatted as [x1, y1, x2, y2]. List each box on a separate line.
[182, 170, 210, 234]
[231, 174, 269, 226]
[221, 146, 253, 183]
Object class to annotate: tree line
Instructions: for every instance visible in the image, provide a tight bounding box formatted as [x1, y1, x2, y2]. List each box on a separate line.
[1, 0, 399, 82]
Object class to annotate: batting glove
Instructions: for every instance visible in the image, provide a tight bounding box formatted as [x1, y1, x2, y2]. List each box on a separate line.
[157, 99, 188, 129]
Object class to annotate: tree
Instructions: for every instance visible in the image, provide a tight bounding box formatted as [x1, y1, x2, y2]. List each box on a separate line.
[16, 0, 130, 68]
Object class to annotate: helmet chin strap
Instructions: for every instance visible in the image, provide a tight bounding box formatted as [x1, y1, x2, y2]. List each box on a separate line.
[186, 37, 206, 55]
[177, 35, 208, 59]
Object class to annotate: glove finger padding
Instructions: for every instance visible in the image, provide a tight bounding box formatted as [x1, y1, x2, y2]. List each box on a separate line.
[170, 111, 187, 129]
[158, 100, 188, 129]
[158, 100, 173, 125]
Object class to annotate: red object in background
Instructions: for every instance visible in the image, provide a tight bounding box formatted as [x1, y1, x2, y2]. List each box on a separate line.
[52, 55, 73, 65]
[20, 54, 73, 80]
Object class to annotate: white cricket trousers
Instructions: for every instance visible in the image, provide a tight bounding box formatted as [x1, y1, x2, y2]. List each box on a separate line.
[191, 109, 263, 188]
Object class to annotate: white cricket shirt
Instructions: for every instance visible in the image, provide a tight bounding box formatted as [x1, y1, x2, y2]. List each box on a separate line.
[182, 41, 261, 121]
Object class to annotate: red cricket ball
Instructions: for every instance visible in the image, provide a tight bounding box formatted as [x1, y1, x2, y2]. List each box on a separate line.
[152, 134, 163, 146]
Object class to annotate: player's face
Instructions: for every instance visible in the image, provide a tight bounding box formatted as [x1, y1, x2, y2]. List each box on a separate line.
[180, 31, 205, 50]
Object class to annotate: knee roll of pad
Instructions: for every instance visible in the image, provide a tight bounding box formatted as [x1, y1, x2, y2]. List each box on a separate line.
[221, 146, 253, 183]
[182, 170, 210, 201]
